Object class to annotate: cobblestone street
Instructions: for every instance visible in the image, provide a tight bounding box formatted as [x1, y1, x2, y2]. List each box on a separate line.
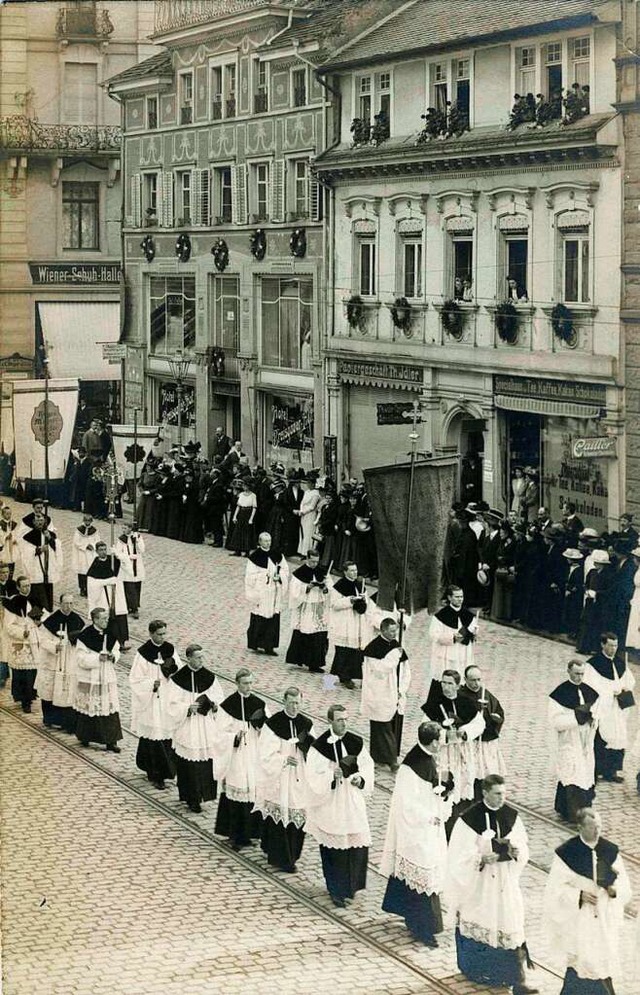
[1, 500, 639, 994]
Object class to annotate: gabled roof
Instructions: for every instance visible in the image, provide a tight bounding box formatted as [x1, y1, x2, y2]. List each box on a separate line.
[106, 51, 173, 91]
[273, 0, 401, 63]
[320, 0, 616, 71]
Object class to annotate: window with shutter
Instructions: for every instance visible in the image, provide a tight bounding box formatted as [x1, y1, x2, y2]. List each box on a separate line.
[231, 164, 247, 224]
[192, 168, 210, 226]
[309, 174, 322, 222]
[161, 171, 174, 227]
[129, 174, 142, 227]
[271, 160, 285, 222]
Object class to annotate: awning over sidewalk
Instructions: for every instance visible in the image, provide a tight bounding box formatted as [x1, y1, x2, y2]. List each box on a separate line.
[38, 301, 122, 380]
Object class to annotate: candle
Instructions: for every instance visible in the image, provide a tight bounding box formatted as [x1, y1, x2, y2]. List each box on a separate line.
[440, 704, 449, 722]
[479, 685, 486, 705]
[485, 812, 491, 832]
[577, 687, 584, 706]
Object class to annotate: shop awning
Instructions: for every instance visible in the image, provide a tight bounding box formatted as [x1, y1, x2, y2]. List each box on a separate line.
[494, 393, 602, 420]
[339, 373, 421, 391]
[38, 302, 122, 381]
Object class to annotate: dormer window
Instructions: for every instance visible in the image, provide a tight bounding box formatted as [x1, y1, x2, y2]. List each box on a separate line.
[355, 71, 391, 134]
[543, 41, 563, 118]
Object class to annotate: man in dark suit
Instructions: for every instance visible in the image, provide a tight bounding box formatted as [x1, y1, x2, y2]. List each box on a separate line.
[213, 426, 232, 460]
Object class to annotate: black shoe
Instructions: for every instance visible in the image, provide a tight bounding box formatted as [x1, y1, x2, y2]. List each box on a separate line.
[188, 802, 202, 813]
[21, 703, 31, 713]
[513, 986, 539, 995]
[106, 744, 121, 754]
[309, 666, 326, 673]
[264, 649, 278, 656]
[341, 680, 356, 690]
[79, 740, 90, 747]
[329, 895, 346, 908]
[151, 780, 165, 790]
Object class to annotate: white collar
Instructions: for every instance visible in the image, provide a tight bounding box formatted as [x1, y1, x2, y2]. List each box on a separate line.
[579, 834, 598, 850]
[418, 743, 438, 756]
[327, 732, 344, 744]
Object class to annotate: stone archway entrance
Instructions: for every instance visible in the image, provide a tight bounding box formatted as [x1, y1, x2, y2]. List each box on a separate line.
[446, 411, 486, 504]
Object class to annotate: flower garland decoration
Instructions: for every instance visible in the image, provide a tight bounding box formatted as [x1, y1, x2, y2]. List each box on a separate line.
[390, 297, 413, 334]
[495, 300, 519, 344]
[211, 238, 229, 272]
[441, 299, 465, 340]
[140, 234, 155, 262]
[175, 232, 191, 263]
[346, 295, 367, 332]
[290, 227, 306, 258]
[551, 303, 578, 348]
[250, 228, 267, 260]
[210, 346, 225, 377]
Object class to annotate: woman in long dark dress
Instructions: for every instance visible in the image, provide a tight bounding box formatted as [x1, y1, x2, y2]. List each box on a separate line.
[490, 522, 516, 622]
[136, 459, 160, 532]
[180, 470, 203, 544]
[518, 526, 546, 630]
[576, 551, 613, 654]
[226, 481, 257, 555]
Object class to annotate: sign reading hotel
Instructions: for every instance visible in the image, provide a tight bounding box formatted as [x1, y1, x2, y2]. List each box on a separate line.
[30, 263, 122, 285]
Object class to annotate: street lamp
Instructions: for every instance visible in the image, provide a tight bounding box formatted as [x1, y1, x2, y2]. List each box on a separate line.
[167, 347, 192, 446]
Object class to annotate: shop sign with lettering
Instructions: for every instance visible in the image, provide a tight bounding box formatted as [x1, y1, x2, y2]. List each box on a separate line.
[494, 375, 606, 407]
[376, 402, 416, 425]
[29, 263, 122, 285]
[338, 359, 423, 384]
[572, 437, 617, 459]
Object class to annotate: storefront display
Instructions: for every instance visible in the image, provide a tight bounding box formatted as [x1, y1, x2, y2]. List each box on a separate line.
[265, 393, 314, 470]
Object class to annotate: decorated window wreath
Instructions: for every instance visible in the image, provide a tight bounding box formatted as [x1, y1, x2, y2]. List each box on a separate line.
[211, 238, 229, 272]
[551, 303, 578, 348]
[175, 232, 192, 262]
[441, 299, 465, 340]
[346, 294, 367, 332]
[390, 296, 413, 334]
[495, 300, 519, 344]
[290, 227, 307, 258]
[210, 346, 225, 377]
[140, 234, 155, 263]
[250, 228, 267, 260]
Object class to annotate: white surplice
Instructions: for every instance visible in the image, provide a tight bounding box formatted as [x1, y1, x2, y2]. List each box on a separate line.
[428, 612, 477, 682]
[166, 671, 224, 762]
[328, 586, 373, 651]
[548, 697, 599, 790]
[73, 633, 120, 717]
[305, 734, 374, 849]
[71, 526, 102, 575]
[289, 572, 331, 634]
[129, 646, 182, 741]
[255, 719, 317, 829]
[245, 557, 289, 619]
[584, 659, 636, 752]
[360, 642, 411, 723]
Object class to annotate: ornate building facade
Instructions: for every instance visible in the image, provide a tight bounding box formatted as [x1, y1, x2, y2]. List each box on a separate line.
[0, 0, 155, 445]
[314, 0, 627, 528]
[108, 0, 344, 462]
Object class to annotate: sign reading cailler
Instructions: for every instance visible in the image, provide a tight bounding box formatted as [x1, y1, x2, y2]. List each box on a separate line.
[572, 437, 617, 459]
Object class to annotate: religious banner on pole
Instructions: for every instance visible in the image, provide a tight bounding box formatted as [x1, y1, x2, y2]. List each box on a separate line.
[111, 423, 161, 481]
[12, 378, 78, 479]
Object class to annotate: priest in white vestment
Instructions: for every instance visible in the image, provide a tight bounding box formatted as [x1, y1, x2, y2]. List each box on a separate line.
[4, 577, 42, 712]
[446, 775, 537, 995]
[459, 665, 507, 797]
[544, 808, 631, 995]
[548, 658, 599, 822]
[245, 532, 289, 655]
[305, 703, 374, 907]
[422, 669, 485, 831]
[129, 618, 181, 789]
[74, 607, 122, 751]
[114, 524, 145, 617]
[36, 593, 84, 732]
[329, 561, 373, 689]
[167, 644, 223, 813]
[361, 617, 411, 771]
[285, 550, 330, 672]
[584, 633, 635, 782]
[18, 509, 63, 612]
[380, 721, 452, 946]
[86, 542, 130, 649]
[427, 586, 478, 684]
[255, 687, 316, 872]
[71, 514, 101, 597]
[214, 668, 267, 848]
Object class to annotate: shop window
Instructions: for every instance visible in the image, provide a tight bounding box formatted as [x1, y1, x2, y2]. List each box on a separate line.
[179, 71, 193, 124]
[146, 96, 158, 130]
[175, 170, 191, 225]
[213, 275, 239, 353]
[450, 235, 473, 300]
[261, 277, 313, 370]
[62, 181, 99, 249]
[253, 59, 269, 113]
[401, 239, 423, 299]
[149, 276, 196, 355]
[63, 62, 98, 124]
[213, 166, 232, 223]
[266, 393, 314, 469]
[292, 68, 307, 108]
[563, 230, 590, 303]
[358, 239, 377, 297]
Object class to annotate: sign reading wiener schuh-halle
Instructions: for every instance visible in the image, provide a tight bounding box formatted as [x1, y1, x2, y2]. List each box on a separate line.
[12, 379, 79, 479]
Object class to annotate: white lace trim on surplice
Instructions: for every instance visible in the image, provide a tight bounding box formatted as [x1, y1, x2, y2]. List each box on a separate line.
[224, 782, 253, 803]
[393, 853, 441, 896]
[458, 915, 524, 950]
[255, 799, 306, 829]
[310, 827, 371, 849]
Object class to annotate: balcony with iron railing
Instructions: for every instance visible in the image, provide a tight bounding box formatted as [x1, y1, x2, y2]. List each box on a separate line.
[154, 0, 273, 35]
[0, 116, 121, 155]
[56, 4, 114, 42]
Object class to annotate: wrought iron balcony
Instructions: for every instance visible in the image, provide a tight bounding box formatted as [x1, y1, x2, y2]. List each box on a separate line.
[0, 116, 121, 154]
[56, 5, 114, 41]
[154, 0, 270, 35]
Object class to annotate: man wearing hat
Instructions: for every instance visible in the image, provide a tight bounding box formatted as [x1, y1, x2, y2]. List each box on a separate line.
[606, 540, 637, 652]
[478, 512, 502, 613]
[610, 512, 639, 548]
[449, 511, 481, 608]
[561, 549, 584, 639]
[540, 524, 568, 634]
[578, 528, 602, 579]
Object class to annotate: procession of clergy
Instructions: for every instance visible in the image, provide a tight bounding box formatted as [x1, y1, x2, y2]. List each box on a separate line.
[0, 496, 635, 995]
